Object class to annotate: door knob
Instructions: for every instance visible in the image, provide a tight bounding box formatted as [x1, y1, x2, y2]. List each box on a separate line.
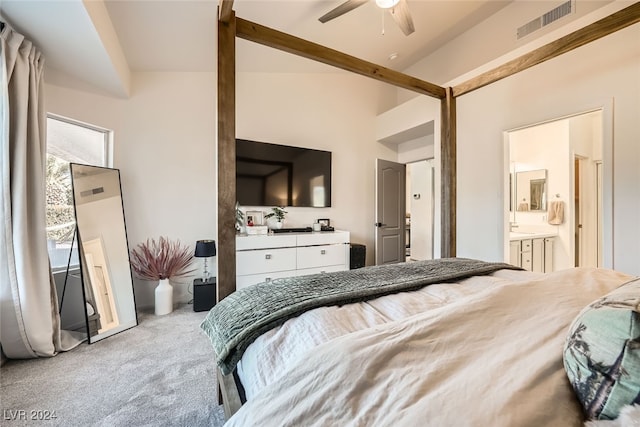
[375, 222, 387, 227]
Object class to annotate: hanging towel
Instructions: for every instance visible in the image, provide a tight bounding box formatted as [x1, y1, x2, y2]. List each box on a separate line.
[548, 201, 565, 225]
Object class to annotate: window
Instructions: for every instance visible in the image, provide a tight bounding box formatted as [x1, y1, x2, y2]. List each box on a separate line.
[46, 115, 111, 269]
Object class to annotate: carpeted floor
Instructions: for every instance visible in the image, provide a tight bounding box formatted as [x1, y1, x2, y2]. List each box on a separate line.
[1, 305, 226, 427]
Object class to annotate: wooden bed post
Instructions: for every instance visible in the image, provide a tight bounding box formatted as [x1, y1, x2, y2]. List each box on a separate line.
[217, 2, 237, 408]
[441, 87, 456, 258]
[217, 367, 243, 419]
[217, 7, 237, 303]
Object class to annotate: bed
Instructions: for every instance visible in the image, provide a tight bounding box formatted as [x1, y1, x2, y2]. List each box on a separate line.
[200, 258, 639, 426]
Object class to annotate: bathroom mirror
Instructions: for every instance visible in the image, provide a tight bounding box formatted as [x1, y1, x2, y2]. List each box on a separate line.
[70, 164, 138, 343]
[514, 169, 547, 212]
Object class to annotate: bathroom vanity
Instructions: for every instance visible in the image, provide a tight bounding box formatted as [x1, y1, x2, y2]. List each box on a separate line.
[509, 232, 555, 273]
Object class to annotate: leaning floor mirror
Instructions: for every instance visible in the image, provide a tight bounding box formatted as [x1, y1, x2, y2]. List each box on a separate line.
[70, 163, 138, 343]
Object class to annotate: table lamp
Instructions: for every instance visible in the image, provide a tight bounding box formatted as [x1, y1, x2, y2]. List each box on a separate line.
[194, 239, 216, 281]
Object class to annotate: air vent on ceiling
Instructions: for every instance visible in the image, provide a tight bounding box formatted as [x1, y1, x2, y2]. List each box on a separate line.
[517, 0, 574, 39]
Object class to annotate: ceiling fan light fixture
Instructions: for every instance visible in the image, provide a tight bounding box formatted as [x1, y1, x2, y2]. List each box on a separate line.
[375, 0, 400, 10]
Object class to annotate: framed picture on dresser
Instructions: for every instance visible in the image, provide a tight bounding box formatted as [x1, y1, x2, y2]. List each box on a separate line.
[317, 218, 330, 227]
[246, 211, 264, 227]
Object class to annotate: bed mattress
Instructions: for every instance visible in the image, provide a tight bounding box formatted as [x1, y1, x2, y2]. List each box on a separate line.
[237, 268, 540, 399]
[228, 267, 633, 426]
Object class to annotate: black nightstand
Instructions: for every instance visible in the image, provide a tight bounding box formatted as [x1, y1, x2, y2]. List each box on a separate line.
[193, 278, 216, 312]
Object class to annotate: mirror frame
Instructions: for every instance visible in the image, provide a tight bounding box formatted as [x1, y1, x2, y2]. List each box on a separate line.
[70, 163, 138, 343]
[514, 169, 547, 212]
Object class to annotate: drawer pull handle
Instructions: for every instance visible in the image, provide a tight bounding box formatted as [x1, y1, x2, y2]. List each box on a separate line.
[321, 249, 326, 255]
[265, 254, 272, 260]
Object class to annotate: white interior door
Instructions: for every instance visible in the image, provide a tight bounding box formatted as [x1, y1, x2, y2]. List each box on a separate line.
[82, 237, 120, 333]
[375, 159, 406, 265]
[575, 155, 598, 268]
[407, 160, 434, 260]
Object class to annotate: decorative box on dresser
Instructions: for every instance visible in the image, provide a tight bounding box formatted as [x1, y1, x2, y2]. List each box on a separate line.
[236, 231, 350, 290]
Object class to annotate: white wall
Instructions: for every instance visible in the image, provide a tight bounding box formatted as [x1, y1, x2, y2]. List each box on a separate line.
[236, 72, 389, 266]
[46, 72, 217, 308]
[455, 24, 640, 275]
[46, 70, 388, 312]
[397, 136, 434, 164]
[397, 0, 620, 101]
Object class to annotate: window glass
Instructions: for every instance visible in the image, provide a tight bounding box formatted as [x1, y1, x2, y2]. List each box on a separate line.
[46, 116, 110, 269]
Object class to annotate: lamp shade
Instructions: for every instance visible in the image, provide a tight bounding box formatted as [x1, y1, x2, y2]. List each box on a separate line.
[195, 240, 216, 257]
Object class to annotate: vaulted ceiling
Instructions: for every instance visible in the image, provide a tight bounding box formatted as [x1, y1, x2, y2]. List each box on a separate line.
[0, 0, 620, 97]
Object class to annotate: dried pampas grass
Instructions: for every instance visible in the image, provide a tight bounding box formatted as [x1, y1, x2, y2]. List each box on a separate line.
[130, 236, 194, 281]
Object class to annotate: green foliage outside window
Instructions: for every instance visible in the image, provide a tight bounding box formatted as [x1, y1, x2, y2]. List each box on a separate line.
[45, 154, 75, 243]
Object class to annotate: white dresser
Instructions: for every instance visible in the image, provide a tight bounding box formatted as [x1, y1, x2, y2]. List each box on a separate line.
[236, 231, 350, 290]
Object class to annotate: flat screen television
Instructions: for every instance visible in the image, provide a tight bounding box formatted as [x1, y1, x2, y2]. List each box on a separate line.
[236, 139, 332, 207]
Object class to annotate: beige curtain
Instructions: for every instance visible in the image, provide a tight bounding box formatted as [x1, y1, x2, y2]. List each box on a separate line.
[1, 23, 80, 358]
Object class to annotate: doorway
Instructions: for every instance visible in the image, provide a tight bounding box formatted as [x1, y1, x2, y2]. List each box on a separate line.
[374, 159, 406, 265]
[375, 158, 435, 265]
[506, 109, 604, 271]
[406, 159, 435, 261]
[574, 154, 600, 268]
[373, 106, 438, 265]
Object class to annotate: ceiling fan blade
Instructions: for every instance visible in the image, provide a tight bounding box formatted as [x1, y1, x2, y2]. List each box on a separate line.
[319, 0, 369, 23]
[390, 0, 415, 36]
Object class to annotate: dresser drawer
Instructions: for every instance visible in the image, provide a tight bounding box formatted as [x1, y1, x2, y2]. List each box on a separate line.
[521, 251, 532, 271]
[236, 270, 297, 290]
[297, 231, 349, 246]
[236, 234, 296, 251]
[295, 264, 347, 278]
[236, 247, 296, 276]
[296, 244, 346, 270]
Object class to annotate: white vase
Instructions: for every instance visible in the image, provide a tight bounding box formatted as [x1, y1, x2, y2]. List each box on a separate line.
[155, 278, 173, 315]
[266, 218, 284, 230]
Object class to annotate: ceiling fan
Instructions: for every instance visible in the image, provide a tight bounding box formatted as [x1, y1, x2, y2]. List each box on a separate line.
[318, 0, 415, 36]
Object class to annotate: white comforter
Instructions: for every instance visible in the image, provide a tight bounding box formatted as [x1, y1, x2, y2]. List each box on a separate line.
[230, 267, 633, 427]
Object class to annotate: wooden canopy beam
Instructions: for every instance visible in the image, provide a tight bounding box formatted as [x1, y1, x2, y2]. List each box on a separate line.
[453, 2, 640, 97]
[235, 17, 446, 99]
[219, 0, 234, 23]
[217, 10, 237, 302]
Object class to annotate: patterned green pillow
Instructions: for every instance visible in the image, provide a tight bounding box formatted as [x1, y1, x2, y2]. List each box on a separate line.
[563, 277, 640, 420]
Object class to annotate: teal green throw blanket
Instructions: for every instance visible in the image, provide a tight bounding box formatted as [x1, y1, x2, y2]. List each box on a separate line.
[201, 258, 520, 375]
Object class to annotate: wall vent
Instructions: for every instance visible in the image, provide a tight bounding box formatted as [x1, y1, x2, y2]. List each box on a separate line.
[517, 0, 574, 39]
[81, 187, 105, 197]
